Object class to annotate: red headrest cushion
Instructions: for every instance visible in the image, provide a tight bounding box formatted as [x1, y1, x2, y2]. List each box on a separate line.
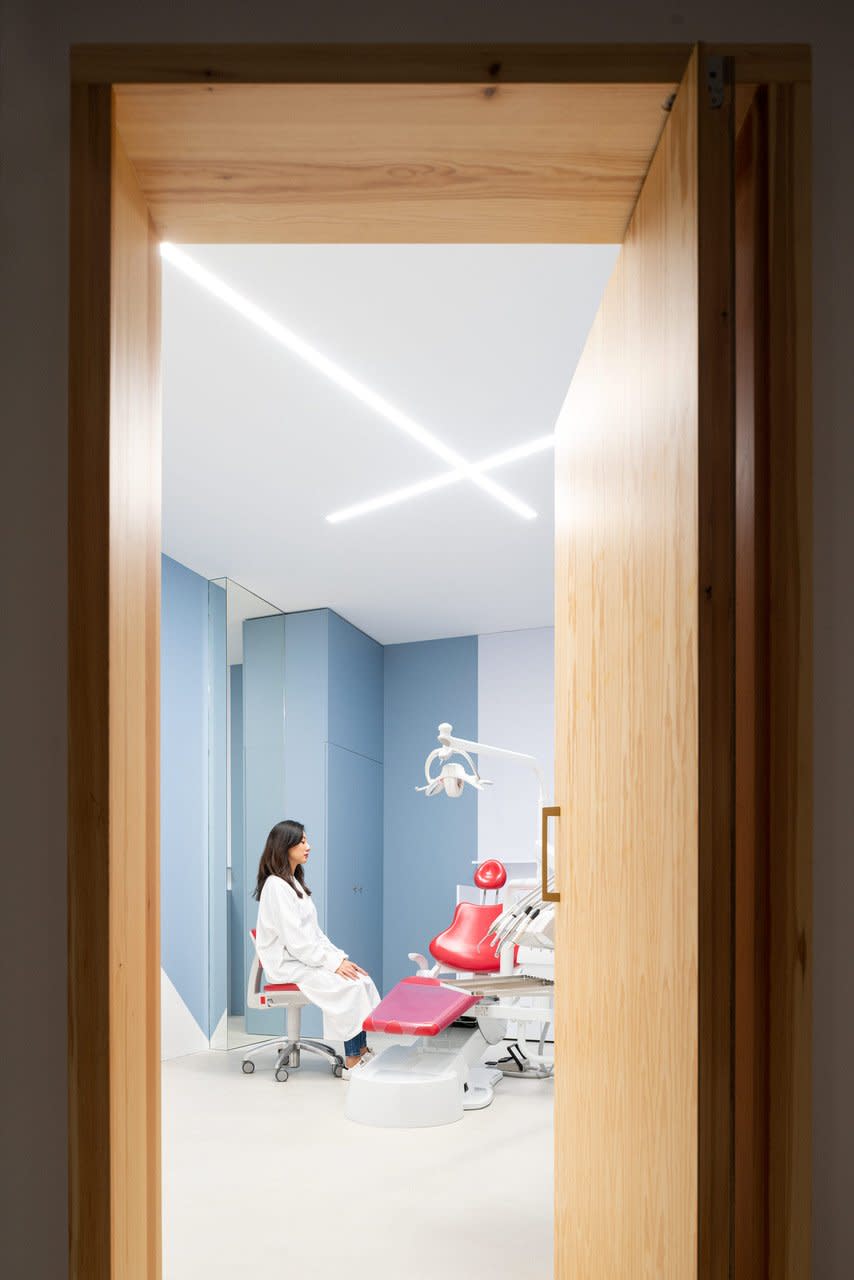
[474, 859, 507, 890]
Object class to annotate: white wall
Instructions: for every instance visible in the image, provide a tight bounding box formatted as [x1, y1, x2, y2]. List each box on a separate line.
[2, 4, 852, 1275]
[477, 628, 554, 865]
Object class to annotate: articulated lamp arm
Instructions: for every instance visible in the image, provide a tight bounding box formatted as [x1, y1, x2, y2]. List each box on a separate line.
[434, 722, 546, 808]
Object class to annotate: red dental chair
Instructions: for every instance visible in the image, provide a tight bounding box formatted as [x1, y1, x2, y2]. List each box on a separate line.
[416, 859, 517, 975]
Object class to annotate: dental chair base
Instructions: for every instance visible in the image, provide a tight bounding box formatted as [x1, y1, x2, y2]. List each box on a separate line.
[346, 1043, 503, 1128]
[345, 977, 506, 1128]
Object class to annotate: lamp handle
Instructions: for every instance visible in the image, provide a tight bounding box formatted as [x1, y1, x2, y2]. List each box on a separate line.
[541, 806, 561, 903]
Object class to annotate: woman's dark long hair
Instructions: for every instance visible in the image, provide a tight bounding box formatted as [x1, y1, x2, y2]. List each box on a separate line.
[253, 819, 312, 901]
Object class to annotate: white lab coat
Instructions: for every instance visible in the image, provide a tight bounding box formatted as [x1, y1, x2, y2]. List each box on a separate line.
[255, 875, 380, 1043]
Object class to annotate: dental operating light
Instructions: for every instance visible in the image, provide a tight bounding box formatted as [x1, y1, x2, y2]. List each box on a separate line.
[418, 722, 544, 804]
[417, 741, 494, 798]
[160, 242, 537, 521]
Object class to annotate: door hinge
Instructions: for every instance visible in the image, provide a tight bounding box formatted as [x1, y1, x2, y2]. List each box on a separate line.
[706, 55, 726, 109]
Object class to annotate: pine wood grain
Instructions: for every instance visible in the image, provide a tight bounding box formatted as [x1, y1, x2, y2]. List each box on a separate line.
[68, 80, 113, 1280]
[553, 48, 736, 1276]
[696, 47, 737, 1280]
[767, 79, 812, 1280]
[734, 88, 771, 1279]
[68, 90, 161, 1279]
[70, 42, 810, 86]
[113, 82, 674, 243]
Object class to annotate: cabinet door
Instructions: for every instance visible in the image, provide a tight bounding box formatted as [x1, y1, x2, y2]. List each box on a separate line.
[326, 744, 383, 986]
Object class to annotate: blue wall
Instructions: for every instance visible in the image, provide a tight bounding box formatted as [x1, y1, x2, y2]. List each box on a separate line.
[207, 581, 228, 1038]
[162, 561, 488, 1038]
[383, 637, 478, 991]
[161, 555, 210, 1037]
[242, 613, 288, 1034]
[328, 610, 384, 764]
[326, 612, 384, 988]
[273, 610, 384, 1030]
[228, 664, 245, 1014]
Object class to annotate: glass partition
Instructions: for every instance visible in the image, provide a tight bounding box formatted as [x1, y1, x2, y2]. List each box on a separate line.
[208, 577, 283, 1050]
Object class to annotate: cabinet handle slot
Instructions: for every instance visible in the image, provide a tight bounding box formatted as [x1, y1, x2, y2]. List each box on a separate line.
[541, 806, 561, 903]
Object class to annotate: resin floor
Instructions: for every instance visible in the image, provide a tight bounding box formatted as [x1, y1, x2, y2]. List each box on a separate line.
[162, 1037, 553, 1279]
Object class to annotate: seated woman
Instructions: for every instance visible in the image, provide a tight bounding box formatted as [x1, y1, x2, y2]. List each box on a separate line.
[253, 819, 380, 1074]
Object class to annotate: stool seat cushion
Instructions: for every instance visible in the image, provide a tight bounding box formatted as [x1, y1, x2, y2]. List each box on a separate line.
[263, 982, 300, 992]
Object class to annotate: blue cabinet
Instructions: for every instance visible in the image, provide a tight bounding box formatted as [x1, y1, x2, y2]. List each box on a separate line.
[242, 608, 384, 1040]
[326, 744, 383, 988]
[243, 614, 288, 1036]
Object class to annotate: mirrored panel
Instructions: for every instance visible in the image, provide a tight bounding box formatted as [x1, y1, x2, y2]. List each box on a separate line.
[208, 577, 283, 1050]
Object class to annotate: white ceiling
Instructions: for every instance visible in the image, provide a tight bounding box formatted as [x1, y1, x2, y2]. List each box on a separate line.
[162, 244, 618, 645]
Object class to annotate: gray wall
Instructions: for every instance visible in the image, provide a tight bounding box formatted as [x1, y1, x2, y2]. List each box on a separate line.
[1, 3, 851, 1275]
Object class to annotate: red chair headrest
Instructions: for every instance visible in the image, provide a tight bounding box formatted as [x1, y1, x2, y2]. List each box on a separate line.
[474, 859, 507, 890]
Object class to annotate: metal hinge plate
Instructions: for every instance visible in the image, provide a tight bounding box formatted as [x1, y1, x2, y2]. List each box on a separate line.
[706, 55, 726, 109]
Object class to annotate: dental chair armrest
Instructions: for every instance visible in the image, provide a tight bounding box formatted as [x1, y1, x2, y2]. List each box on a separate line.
[408, 952, 440, 978]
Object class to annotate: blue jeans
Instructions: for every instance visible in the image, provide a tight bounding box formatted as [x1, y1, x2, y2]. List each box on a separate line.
[344, 1030, 366, 1058]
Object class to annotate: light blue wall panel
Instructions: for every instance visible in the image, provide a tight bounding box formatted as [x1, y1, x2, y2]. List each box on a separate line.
[207, 581, 228, 1038]
[382, 637, 478, 991]
[477, 627, 555, 863]
[279, 610, 330, 1037]
[243, 613, 288, 1035]
[282, 610, 329, 909]
[228, 664, 245, 1015]
[327, 611, 383, 763]
[326, 744, 384, 988]
[160, 554, 209, 1036]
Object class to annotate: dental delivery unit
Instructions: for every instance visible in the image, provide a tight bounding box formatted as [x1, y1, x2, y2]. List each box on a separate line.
[345, 723, 556, 1128]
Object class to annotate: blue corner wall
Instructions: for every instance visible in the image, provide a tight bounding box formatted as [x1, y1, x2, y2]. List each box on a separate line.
[228, 664, 245, 1015]
[326, 612, 384, 990]
[242, 612, 289, 1034]
[208, 580, 228, 1038]
[161, 554, 210, 1037]
[161, 560, 497, 1040]
[382, 637, 478, 991]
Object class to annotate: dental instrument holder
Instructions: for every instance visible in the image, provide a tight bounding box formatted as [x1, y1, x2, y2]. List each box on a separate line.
[429, 722, 554, 970]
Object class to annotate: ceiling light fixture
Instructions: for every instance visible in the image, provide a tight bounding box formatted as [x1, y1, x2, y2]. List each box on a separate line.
[326, 434, 555, 524]
[160, 242, 536, 520]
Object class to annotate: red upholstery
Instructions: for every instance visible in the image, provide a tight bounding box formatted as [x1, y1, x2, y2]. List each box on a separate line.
[474, 859, 507, 890]
[429, 901, 512, 973]
[364, 976, 479, 1036]
[252, 930, 300, 993]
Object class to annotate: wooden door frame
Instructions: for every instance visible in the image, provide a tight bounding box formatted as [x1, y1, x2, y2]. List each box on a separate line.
[68, 42, 812, 1279]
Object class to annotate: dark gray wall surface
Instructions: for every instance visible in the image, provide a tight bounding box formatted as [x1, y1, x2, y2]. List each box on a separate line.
[1, 2, 851, 1274]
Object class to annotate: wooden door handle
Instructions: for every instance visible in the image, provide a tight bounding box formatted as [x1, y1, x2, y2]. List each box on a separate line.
[541, 806, 561, 903]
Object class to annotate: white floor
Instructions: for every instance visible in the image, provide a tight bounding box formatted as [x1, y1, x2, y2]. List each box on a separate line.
[163, 1036, 554, 1279]
[224, 1013, 269, 1048]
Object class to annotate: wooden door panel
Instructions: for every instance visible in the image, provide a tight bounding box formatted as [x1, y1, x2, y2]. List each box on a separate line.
[69, 90, 162, 1279]
[553, 49, 734, 1277]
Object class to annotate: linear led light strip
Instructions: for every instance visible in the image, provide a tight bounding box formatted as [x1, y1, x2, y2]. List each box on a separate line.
[326, 434, 555, 523]
[160, 243, 539, 521]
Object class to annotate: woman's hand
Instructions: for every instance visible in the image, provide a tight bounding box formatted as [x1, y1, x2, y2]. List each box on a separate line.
[335, 959, 363, 981]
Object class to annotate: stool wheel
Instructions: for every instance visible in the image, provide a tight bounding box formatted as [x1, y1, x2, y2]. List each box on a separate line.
[241, 1060, 255, 1074]
[275, 1066, 289, 1082]
[333, 1063, 344, 1079]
